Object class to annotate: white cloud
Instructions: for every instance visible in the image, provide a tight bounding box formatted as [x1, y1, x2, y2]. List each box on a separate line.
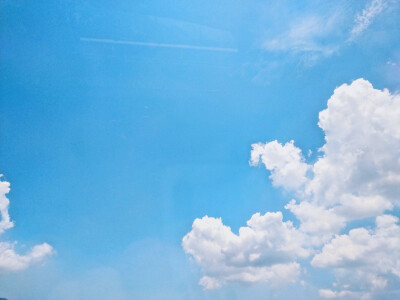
[0, 176, 54, 274]
[349, 0, 386, 41]
[311, 79, 400, 209]
[319, 289, 337, 298]
[312, 215, 400, 297]
[0, 242, 53, 272]
[263, 15, 340, 63]
[254, 79, 400, 238]
[0, 179, 14, 234]
[285, 200, 345, 246]
[319, 288, 362, 299]
[182, 212, 308, 289]
[250, 140, 310, 190]
[184, 78, 400, 296]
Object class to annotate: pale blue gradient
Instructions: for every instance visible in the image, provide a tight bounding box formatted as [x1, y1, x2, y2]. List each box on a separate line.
[0, 1, 399, 299]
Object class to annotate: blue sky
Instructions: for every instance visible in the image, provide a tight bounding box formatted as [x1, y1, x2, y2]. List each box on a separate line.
[1, 1, 400, 299]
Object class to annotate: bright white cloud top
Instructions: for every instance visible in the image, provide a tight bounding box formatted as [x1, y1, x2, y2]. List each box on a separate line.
[183, 79, 400, 298]
[182, 212, 308, 289]
[0, 177, 54, 273]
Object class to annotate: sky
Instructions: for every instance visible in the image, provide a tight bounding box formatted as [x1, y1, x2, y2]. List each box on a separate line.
[0, 0, 400, 299]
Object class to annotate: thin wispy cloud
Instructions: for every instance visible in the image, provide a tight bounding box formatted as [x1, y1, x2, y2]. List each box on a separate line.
[263, 15, 339, 58]
[262, 12, 345, 67]
[80, 37, 238, 53]
[262, 0, 389, 67]
[349, 0, 386, 41]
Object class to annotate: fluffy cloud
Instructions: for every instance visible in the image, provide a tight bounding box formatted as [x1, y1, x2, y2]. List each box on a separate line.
[312, 215, 400, 279]
[0, 180, 13, 234]
[183, 79, 400, 296]
[311, 79, 400, 209]
[0, 242, 53, 272]
[182, 212, 308, 289]
[284, 200, 345, 246]
[250, 140, 310, 191]
[0, 177, 54, 274]
[253, 79, 400, 237]
[313, 215, 400, 298]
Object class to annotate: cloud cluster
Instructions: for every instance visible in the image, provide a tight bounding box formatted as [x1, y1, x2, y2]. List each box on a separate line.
[0, 180, 13, 234]
[182, 212, 308, 289]
[0, 177, 54, 273]
[252, 79, 400, 238]
[313, 214, 400, 298]
[183, 79, 400, 298]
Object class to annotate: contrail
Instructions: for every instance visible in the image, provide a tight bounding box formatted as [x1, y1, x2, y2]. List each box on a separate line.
[80, 37, 238, 53]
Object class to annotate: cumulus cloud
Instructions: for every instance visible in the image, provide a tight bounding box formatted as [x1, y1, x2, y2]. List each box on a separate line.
[250, 140, 310, 191]
[284, 200, 345, 246]
[0, 242, 53, 273]
[255, 79, 400, 236]
[0, 180, 13, 234]
[182, 212, 308, 289]
[183, 78, 400, 296]
[311, 79, 400, 209]
[313, 215, 400, 298]
[0, 177, 54, 274]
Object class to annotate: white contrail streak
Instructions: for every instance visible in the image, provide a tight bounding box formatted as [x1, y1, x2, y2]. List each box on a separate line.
[80, 37, 238, 53]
